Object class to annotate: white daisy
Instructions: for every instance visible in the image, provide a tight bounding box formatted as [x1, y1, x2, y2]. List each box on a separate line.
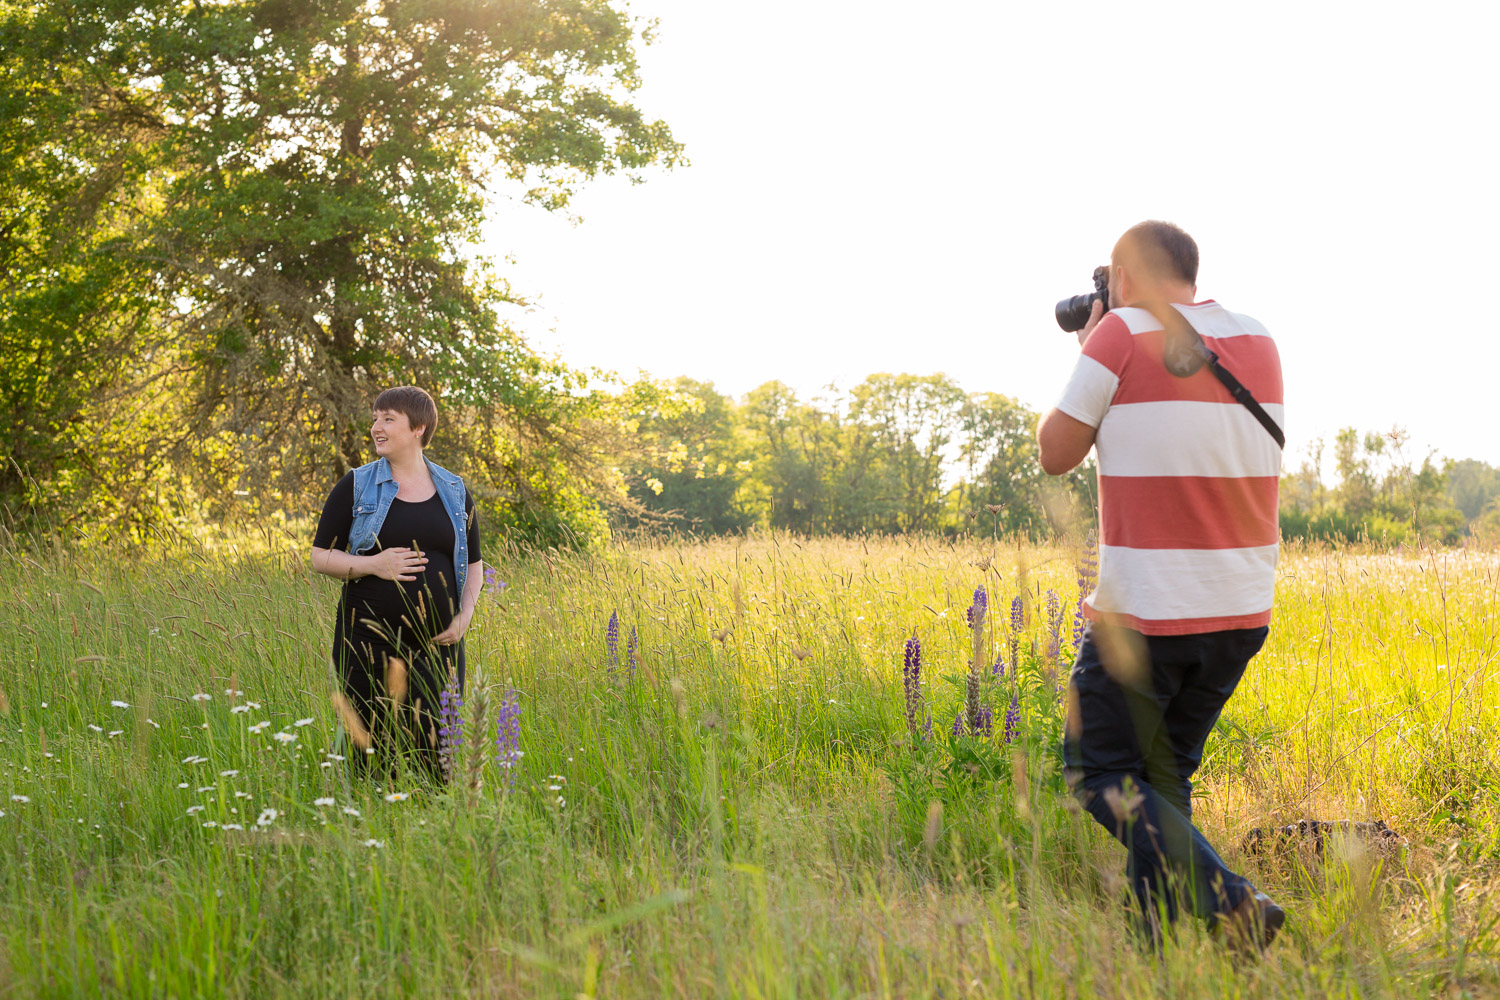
[247, 721, 270, 734]
[111, 700, 130, 709]
[147, 719, 160, 728]
[383, 792, 409, 803]
[186, 805, 203, 814]
[294, 718, 314, 727]
[10, 795, 28, 803]
[182, 755, 208, 764]
[272, 731, 296, 744]
[108, 730, 123, 737]
[362, 839, 383, 849]
[196, 786, 214, 793]
[202, 821, 218, 828]
[313, 797, 336, 807]
[325, 753, 345, 762]
[222, 823, 244, 830]
[219, 770, 239, 777]
[342, 806, 361, 817]
[88, 724, 103, 733]
[224, 689, 243, 697]
[177, 782, 189, 789]
[191, 693, 211, 702]
[256, 808, 278, 827]
[230, 705, 251, 715]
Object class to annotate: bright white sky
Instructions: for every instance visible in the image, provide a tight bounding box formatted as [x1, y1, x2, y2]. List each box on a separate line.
[481, 0, 1500, 474]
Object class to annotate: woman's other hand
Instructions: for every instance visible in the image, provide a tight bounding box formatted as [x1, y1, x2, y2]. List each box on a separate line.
[370, 546, 428, 582]
[433, 609, 472, 647]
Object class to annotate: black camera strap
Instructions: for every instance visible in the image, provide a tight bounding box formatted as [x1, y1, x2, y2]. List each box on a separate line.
[1157, 307, 1285, 450]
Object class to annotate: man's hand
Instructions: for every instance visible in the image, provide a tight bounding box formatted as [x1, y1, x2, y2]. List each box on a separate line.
[370, 547, 427, 582]
[1077, 299, 1105, 347]
[433, 609, 471, 647]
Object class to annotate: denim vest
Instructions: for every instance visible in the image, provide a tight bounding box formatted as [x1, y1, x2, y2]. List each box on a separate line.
[348, 456, 471, 600]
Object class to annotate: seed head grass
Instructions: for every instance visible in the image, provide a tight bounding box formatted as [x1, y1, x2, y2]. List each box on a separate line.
[0, 532, 1495, 997]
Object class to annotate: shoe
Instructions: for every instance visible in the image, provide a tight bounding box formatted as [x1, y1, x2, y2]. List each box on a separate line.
[1220, 891, 1285, 956]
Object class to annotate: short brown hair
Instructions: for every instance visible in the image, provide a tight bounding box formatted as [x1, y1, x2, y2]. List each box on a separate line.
[373, 386, 438, 447]
[1120, 220, 1199, 285]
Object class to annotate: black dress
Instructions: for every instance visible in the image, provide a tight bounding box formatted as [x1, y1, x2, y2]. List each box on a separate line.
[313, 471, 482, 775]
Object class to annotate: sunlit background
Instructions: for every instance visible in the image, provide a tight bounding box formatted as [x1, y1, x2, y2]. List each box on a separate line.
[481, 0, 1500, 471]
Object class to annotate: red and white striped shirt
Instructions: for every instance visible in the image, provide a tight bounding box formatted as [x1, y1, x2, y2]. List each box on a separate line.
[1056, 301, 1283, 635]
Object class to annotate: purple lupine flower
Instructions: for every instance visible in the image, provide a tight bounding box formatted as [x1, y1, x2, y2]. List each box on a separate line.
[606, 611, 620, 674]
[626, 626, 639, 681]
[1043, 589, 1063, 662]
[1003, 696, 1021, 744]
[951, 711, 965, 738]
[494, 688, 521, 789]
[438, 681, 464, 782]
[992, 647, 1006, 679]
[974, 704, 994, 738]
[966, 585, 988, 629]
[1009, 595, 1023, 673]
[902, 637, 925, 743]
[483, 565, 507, 594]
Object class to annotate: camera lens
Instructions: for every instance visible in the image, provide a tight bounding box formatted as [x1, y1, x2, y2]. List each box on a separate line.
[1055, 293, 1099, 333]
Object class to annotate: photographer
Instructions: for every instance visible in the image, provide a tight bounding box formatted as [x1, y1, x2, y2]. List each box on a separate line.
[1037, 221, 1285, 952]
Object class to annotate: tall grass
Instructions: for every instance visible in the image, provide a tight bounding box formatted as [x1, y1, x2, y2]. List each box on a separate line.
[0, 529, 1496, 998]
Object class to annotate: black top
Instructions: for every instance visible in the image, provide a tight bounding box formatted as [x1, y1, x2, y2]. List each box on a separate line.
[313, 471, 483, 656]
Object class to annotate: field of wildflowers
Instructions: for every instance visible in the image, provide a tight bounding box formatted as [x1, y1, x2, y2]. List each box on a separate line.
[0, 528, 1496, 998]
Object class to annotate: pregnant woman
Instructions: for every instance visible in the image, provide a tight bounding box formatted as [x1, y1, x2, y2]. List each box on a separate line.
[310, 386, 482, 780]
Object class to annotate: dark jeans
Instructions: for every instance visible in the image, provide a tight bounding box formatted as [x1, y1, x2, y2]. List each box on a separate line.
[1063, 622, 1268, 934]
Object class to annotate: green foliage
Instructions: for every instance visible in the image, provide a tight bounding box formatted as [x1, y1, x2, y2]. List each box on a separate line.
[1281, 427, 1471, 545]
[621, 374, 1096, 539]
[0, 0, 682, 543]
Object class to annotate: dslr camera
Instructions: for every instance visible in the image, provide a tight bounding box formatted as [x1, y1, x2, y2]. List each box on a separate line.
[1055, 266, 1110, 332]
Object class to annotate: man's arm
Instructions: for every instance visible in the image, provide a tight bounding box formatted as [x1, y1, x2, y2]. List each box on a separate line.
[1038, 299, 1103, 475]
[1037, 409, 1097, 475]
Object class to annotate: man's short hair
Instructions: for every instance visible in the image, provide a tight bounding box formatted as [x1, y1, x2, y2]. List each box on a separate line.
[1121, 220, 1199, 286]
[373, 385, 438, 447]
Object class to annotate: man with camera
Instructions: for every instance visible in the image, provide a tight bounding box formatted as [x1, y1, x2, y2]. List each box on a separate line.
[1038, 220, 1285, 952]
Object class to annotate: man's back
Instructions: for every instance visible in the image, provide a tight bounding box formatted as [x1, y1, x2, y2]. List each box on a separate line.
[1056, 301, 1283, 636]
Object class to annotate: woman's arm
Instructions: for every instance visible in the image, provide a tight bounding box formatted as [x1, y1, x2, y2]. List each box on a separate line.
[310, 546, 427, 582]
[433, 559, 485, 646]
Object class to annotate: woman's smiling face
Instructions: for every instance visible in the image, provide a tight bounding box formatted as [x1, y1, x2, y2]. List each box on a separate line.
[370, 408, 425, 458]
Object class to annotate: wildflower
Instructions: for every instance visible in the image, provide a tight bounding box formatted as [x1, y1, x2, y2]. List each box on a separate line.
[313, 797, 335, 807]
[230, 705, 252, 715]
[177, 782, 189, 789]
[111, 700, 130, 709]
[182, 755, 208, 764]
[1044, 589, 1065, 663]
[626, 626, 640, 681]
[974, 704, 994, 738]
[256, 808, 278, 827]
[966, 585, 988, 629]
[951, 712, 965, 738]
[10, 795, 29, 803]
[438, 682, 464, 782]
[88, 724, 103, 733]
[234, 791, 252, 799]
[201, 821, 217, 828]
[901, 637, 926, 743]
[219, 770, 239, 777]
[342, 806, 361, 817]
[222, 823, 244, 831]
[992, 648, 1006, 679]
[273, 731, 296, 744]
[606, 610, 620, 674]
[186, 805, 204, 815]
[197, 786, 214, 793]
[191, 693, 211, 702]
[325, 752, 346, 762]
[108, 730, 123, 737]
[1003, 697, 1021, 744]
[362, 839, 383, 849]
[294, 718, 314, 727]
[482, 565, 506, 594]
[1074, 530, 1097, 652]
[147, 719, 160, 728]
[1009, 595, 1024, 674]
[384, 792, 410, 803]
[247, 721, 270, 734]
[494, 688, 521, 789]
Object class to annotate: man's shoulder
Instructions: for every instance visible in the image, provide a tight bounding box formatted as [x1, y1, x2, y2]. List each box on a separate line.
[1176, 301, 1274, 341]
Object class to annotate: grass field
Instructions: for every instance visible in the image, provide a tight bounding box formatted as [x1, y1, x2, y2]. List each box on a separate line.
[1, 529, 1497, 998]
